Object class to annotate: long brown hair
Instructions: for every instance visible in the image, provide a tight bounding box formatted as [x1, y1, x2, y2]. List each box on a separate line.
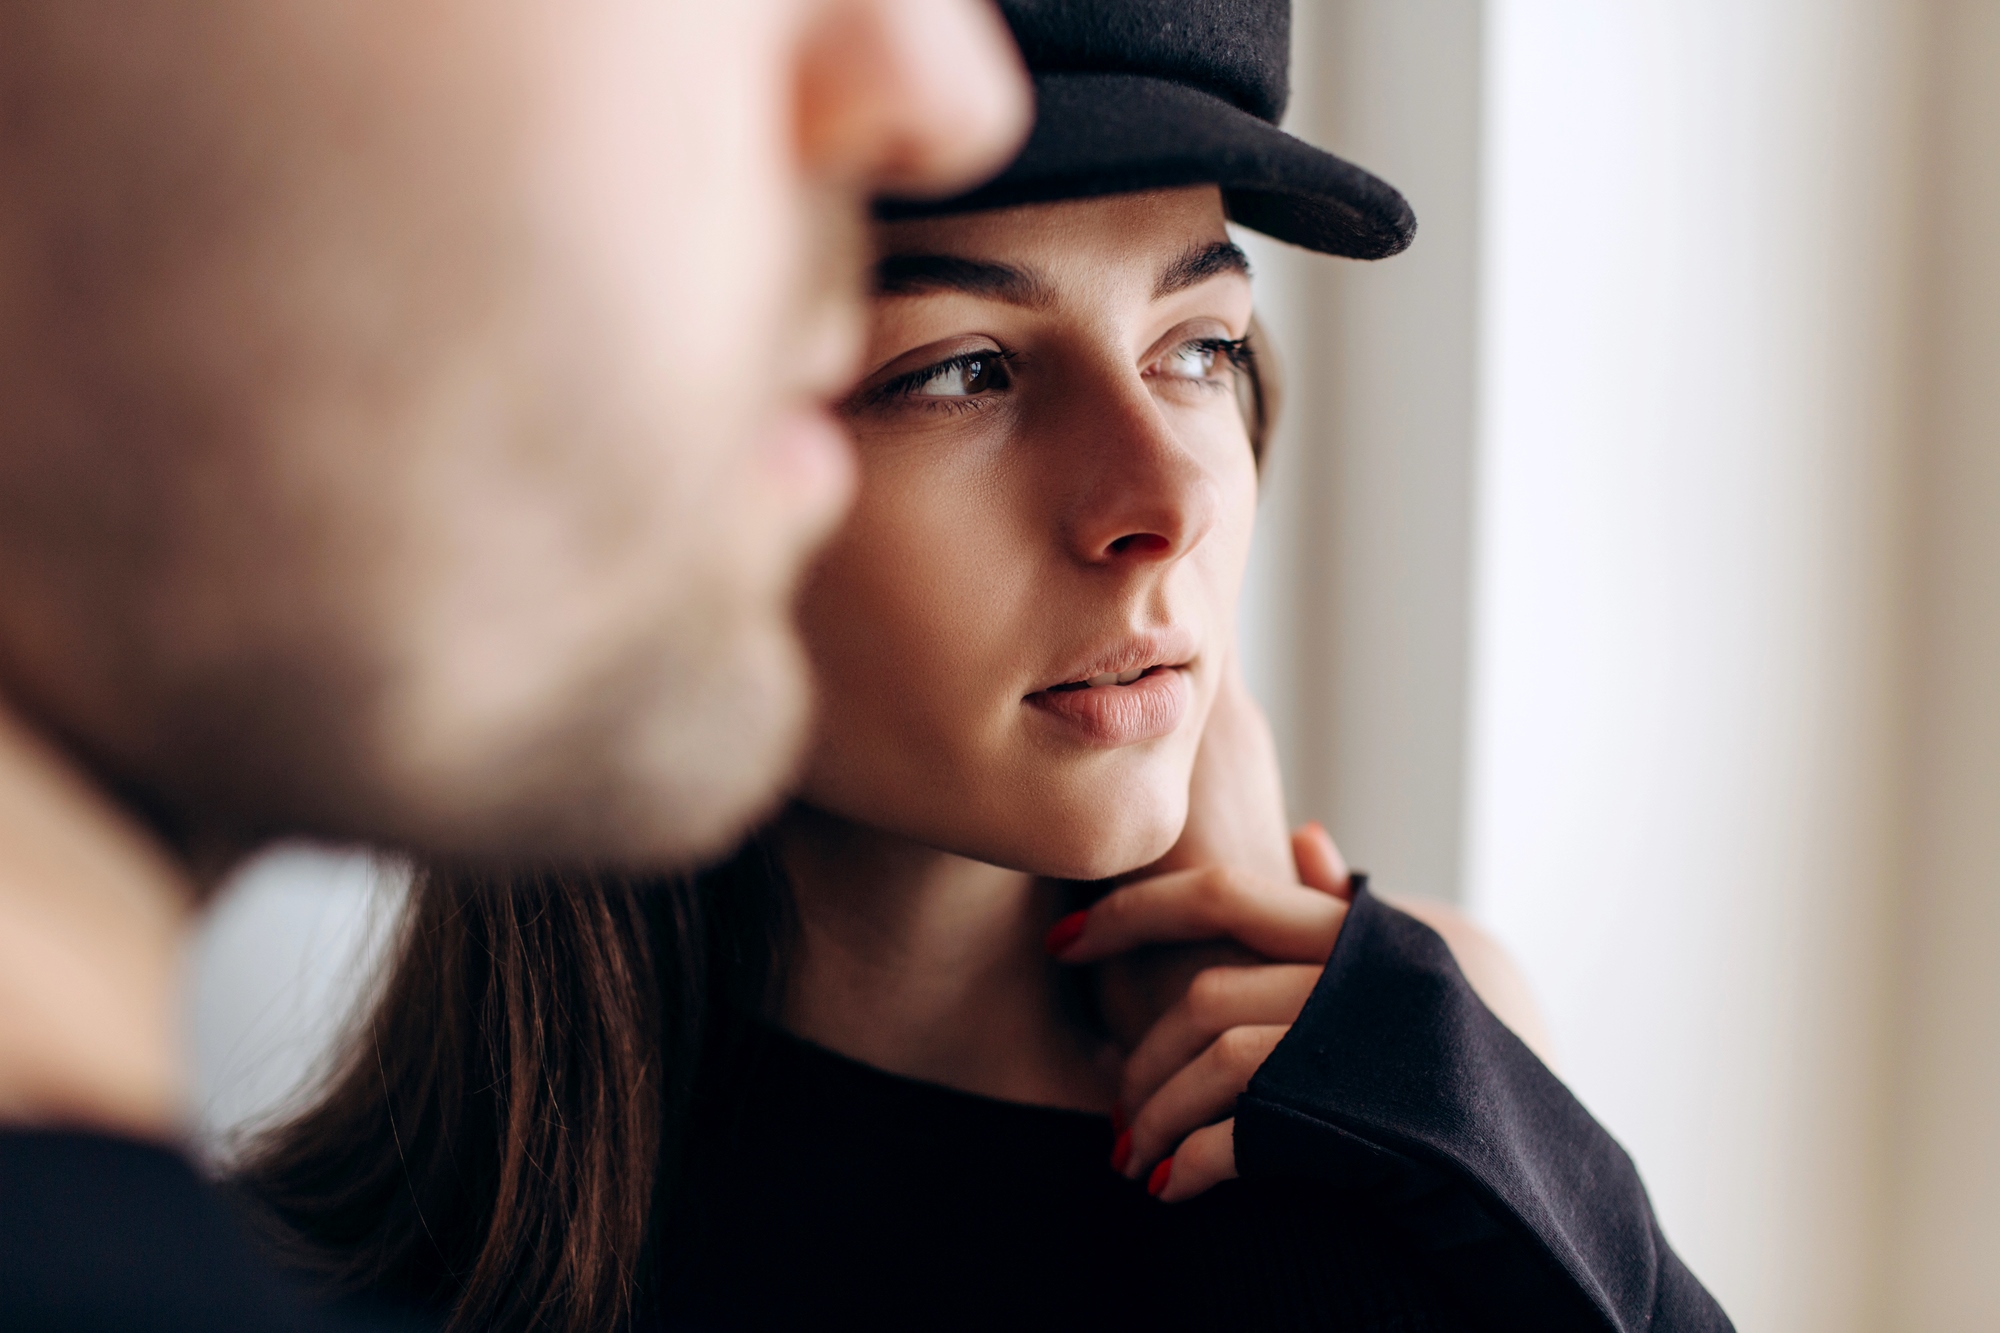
[237, 324, 1280, 1333]
[235, 847, 787, 1333]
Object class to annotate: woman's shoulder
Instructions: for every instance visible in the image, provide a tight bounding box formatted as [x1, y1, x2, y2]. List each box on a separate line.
[1373, 894, 1556, 1067]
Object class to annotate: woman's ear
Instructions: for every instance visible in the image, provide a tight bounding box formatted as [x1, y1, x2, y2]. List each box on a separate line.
[1241, 313, 1281, 471]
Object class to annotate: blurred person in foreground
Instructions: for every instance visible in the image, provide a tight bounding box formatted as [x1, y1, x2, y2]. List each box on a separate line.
[0, 2, 1027, 1328]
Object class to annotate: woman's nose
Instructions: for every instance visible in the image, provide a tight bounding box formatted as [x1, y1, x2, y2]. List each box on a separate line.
[1063, 395, 1222, 568]
[794, 0, 1031, 200]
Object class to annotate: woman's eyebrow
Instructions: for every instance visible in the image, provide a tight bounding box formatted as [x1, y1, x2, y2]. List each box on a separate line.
[874, 254, 1055, 308]
[1154, 240, 1252, 298]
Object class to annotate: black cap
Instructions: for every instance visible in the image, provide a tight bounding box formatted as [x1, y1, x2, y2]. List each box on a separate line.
[878, 0, 1415, 260]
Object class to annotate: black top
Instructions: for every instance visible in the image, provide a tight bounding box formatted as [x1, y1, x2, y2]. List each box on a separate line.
[653, 1023, 1478, 1332]
[0, 886, 1730, 1333]
[1235, 885, 1731, 1333]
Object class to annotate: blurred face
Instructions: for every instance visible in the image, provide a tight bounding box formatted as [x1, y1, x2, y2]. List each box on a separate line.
[800, 188, 1260, 879]
[0, 1, 1026, 861]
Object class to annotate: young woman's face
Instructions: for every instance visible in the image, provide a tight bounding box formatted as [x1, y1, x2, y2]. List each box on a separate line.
[797, 187, 1259, 879]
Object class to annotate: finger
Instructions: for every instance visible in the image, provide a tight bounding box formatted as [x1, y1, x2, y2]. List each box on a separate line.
[1120, 964, 1320, 1114]
[1292, 822, 1352, 900]
[1122, 1024, 1286, 1180]
[1150, 662, 1295, 885]
[1152, 1119, 1239, 1203]
[1048, 867, 1345, 964]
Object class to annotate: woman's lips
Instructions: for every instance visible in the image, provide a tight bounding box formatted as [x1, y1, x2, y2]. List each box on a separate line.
[1024, 667, 1190, 746]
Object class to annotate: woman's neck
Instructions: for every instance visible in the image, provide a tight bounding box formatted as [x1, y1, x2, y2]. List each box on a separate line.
[775, 805, 1117, 1113]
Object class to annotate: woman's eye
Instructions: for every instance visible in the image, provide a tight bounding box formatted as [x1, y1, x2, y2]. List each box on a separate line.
[848, 349, 1013, 417]
[1155, 338, 1243, 385]
[907, 354, 1006, 398]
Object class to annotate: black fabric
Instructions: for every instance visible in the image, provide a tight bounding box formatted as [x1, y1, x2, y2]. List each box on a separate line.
[0, 1131, 421, 1333]
[1002, 0, 1292, 121]
[652, 1025, 1480, 1332]
[649, 886, 1732, 1332]
[1235, 884, 1736, 1333]
[879, 0, 1416, 259]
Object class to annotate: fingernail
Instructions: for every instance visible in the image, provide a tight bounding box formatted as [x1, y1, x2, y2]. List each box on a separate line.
[1111, 1129, 1132, 1173]
[1148, 1157, 1173, 1198]
[1043, 910, 1087, 955]
[1110, 1102, 1127, 1137]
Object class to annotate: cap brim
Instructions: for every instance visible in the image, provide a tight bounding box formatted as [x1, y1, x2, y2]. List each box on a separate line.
[877, 72, 1415, 261]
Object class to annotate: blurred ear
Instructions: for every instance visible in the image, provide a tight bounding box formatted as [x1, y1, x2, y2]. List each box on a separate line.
[793, 0, 1028, 198]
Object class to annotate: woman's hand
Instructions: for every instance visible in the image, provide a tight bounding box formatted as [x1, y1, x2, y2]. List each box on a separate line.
[1047, 821, 1354, 1201]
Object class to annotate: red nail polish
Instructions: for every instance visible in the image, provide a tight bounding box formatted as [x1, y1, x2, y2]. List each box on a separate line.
[1111, 1129, 1132, 1173]
[1043, 910, 1087, 955]
[1148, 1158, 1173, 1198]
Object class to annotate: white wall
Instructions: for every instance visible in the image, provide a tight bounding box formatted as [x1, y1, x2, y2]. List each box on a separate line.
[1254, 3, 2000, 1329]
[187, 846, 404, 1163]
[1238, 0, 1487, 907]
[1463, 5, 1918, 1329]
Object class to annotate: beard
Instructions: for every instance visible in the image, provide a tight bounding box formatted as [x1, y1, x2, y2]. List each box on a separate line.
[62, 558, 815, 877]
[429, 601, 814, 868]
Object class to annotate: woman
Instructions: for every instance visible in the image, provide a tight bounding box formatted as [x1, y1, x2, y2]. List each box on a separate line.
[242, 5, 1730, 1332]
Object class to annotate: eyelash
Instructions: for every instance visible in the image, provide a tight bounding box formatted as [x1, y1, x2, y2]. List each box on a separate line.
[857, 334, 1249, 414]
[1176, 337, 1253, 380]
[857, 348, 1016, 414]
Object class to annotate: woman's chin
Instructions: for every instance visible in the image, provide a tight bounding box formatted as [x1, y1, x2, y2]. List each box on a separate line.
[810, 766, 1193, 882]
[1008, 804, 1186, 883]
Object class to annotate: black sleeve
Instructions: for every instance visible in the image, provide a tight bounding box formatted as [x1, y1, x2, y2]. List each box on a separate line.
[1232, 882, 1734, 1333]
[0, 1130, 422, 1333]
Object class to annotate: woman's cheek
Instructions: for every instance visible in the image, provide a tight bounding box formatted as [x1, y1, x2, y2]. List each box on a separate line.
[810, 460, 1016, 738]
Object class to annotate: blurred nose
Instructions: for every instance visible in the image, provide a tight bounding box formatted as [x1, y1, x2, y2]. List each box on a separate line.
[1061, 384, 1221, 570]
[795, 0, 1031, 198]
